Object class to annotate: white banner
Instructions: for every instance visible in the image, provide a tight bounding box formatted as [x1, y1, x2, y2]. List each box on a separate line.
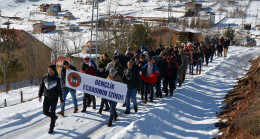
[65, 70, 127, 103]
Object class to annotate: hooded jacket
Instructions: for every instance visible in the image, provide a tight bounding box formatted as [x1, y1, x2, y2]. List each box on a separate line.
[39, 72, 64, 102]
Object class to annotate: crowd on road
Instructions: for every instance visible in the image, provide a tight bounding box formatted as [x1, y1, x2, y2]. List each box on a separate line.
[38, 36, 231, 134]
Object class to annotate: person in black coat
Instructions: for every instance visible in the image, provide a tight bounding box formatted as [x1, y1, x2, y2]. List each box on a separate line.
[205, 46, 211, 66]
[97, 63, 110, 114]
[217, 42, 223, 57]
[163, 57, 178, 96]
[123, 61, 139, 114]
[39, 65, 64, 134]
[135, 54, 147, 99]
[152, 56, 165, 98]
[58, 61, 78, 116]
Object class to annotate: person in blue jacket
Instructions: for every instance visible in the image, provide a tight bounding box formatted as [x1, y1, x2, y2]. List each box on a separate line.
[140, 57, 160, 103]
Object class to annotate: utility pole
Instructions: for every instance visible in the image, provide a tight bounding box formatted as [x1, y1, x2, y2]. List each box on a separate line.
[255, 9, 259, 31]
[89, 0, 99, 63]
[168, 0, 171, 47]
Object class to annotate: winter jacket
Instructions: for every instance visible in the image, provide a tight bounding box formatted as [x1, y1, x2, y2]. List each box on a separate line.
[60, 65, 77, 85]
[83, 59, 97, 70]
[217, 44, 223, 52]
[106, 73, 123, 83]
[99, 57, 112, 67]
[141, 63, 160, 77]
[135, 60, 147, 71]
[205, 48, 211, 59]
[152, 56, 165, 78]
[39, 74, 63, 102]
[97, 68, 109, 79]
[106, 61, 115, 71]
[164, 62, 178, 80]
[80, 66, 97, 76]
[123, 68, 139, 88]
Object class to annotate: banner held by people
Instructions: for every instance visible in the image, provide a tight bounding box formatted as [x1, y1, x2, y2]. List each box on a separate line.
[66, 70, 127, 103]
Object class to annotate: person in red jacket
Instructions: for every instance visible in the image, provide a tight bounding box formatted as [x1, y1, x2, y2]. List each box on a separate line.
[80, 63, 97, 112]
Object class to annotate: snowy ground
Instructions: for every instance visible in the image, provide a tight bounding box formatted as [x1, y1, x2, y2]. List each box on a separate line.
[0, 46, 260, 139]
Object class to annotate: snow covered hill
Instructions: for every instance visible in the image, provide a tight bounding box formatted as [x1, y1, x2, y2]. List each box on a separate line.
[0, 46, 259, 139]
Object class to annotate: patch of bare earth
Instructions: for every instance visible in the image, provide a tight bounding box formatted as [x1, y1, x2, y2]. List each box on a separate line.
[214, 56, 260, 139]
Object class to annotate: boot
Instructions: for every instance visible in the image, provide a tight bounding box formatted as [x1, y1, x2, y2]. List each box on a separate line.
[57, 110, 64, 116]
[124, 111, 130, 114]
[170, 93, 173, 96]
[73, 107, 78, 113]
[48, 126, 54, 134]
[98, 110, 102, 114]
[199, 71, 201, 74]
[114, 112, 118, 121]
[81, 108, 86, 112]
[196, 71, 198, 75]
[134, 107, 138, 113]
[142, 100, 147, 104]
[122, 103, 126, 107]
[103, 107, 110, 111]
[107, 118, 113, 127]
[93, 102, 96, 109]
[165, 93, 168, 97]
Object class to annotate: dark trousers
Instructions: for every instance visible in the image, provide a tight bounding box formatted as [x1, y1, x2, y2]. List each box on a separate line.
[43, 96, 58, 127]
[183, 69, 186, 81]
[155, 76, 162, 98]
[83, 93, 96, 110]
[144, 83, 155, 101]
[108, 100, 117, 120]
[140, 79, 145, 98]
[99, 98, 109, 112]
[163, 77, 175, 94]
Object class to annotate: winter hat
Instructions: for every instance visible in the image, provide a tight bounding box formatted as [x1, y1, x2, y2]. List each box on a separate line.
[63, 61, 69, 65]
[98, 63, 105, 68]
[83, 56, 90, 61]
[113, 61, 121, 68]
[114, 50, 120, 55]
[134, 54, 139, 59]
[143, 51, 149, 58]
[125, 50, 131, 55]
[49, 65, 57, 71]
[109, 68, 117, 75]
[141, 44, 145, 50]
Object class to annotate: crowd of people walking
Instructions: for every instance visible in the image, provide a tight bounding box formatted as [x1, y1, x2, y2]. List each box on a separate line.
[38, 36, 230, 133]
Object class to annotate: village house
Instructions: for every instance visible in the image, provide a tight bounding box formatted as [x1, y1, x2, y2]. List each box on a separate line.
[185, 2, 202, 11]
[46, 8, 58, 16]
[81, 41, 102, 54]
[40, 4, 61, 12]
[51, 56, 70, 75]
[150, 26, 201, 47]
[199, 11, 215, 27]
[0, 29, 52, 85]
[64, 24, 79, 31]
[33, 22, 56, 34]
[63, 12, 75, 20]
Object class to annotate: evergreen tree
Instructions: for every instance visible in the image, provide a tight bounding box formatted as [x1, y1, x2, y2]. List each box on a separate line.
[0, 26, 23, 93]
[224, 24, 235, 41]
[130, 24, 154, 50]
[190, 18, 195, 29]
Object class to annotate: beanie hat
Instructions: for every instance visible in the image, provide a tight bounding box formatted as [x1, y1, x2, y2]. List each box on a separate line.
[63, 61, 69, 65]
[83, 56, 90, 61]
[98, 63, 105, 68]
[109, 68, 117, 75]
[48, 65, 58, 75]
[125, 50, 131, 55]
[49, 65, 56, 71]
[114, 50, 120, 55]
[113, 61, 121, 68]
[141, 44, 145, 50]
